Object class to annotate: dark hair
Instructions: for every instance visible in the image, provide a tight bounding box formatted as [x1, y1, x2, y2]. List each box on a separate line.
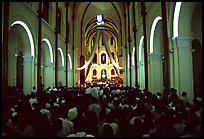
[103, 124, 114, 137]
[182, 92, 187, 97]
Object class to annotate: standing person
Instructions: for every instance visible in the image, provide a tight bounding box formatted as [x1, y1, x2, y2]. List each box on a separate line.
[180, 92, 189, 104]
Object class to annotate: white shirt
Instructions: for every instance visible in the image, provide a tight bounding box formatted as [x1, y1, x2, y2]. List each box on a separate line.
[89, 103, 101, 120]
[57, 118, 74, 137]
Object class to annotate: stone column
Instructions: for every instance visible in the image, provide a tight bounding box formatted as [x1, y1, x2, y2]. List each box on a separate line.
[169, 37, 175, 90]
[37, 2, 42, 91]
[173, 36, 194, 103]
[58, 66, 65, 86]
[55, 2, 59, 87]
[149, 53, 163, 94]
[43, 61, 54, 89]
[3, 2, 9, 96]
[124, 10, 128, 87]
[141, 2, 148, 92]
[23, 55, 34, 95]
[65, 2, 69, 87]
[127, 2, 132, 87]
[68, 65, 73, 87]
[138, 60, 145, 90]
[133, 2, 138, 88]
[161, 2, 170, 91]
[2, 2, 10, 124]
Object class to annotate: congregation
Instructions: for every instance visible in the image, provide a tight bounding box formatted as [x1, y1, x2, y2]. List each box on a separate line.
[2, 84, 202, 137]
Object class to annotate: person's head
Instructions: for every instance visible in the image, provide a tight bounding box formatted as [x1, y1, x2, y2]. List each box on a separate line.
[182, 92, 187, 97]
[68, 107, 78, 121]
[134, 117, 142, 126]
[103, 124, 114, 137]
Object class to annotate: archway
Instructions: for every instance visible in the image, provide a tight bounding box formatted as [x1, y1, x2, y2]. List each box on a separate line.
[8, 21, 35, 94]
[172, 2, 201, 103]
[149, 16, 163, 94]
[41, 38, 54, 89]
[57, 48, 65, 86]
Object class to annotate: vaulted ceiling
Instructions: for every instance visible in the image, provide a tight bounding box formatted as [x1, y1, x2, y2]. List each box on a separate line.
[72, 2, 125, 43]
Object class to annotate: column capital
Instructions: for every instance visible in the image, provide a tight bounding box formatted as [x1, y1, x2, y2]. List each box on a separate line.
[173, 36, 193, 48]
[149, 52, 162, 61]
[23, 55, 34, 63]
[44, 61, 53, 67]
[58, 66, 65, 70]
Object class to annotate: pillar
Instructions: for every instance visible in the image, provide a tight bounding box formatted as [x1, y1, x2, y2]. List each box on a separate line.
[141, 2, 148, 92]
[2, 2, 10, 125]
[23, 55, 34, 95]
[173, 36, 194, 103]
[44, 61, 54, 89]
[55, 2, 59, 87]
[58, 66, 65, 86]
[65, 2, 69, 87]
[149, 53, 163, 93]
[161, 2, 170, 91]
[127, 2, 132, 87]
[3, 2, 9, 96]
[124, 10, 128, 86]
[37, 2, 42, 91]
[133, 2, 138, 88]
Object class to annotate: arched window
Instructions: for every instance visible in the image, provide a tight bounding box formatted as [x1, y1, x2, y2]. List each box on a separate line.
[42, 2, 49, 23]
[93, 69, 97, 76]
[92, 69, 97, 79]
[110, 36, 114, 45]
[111, 69, 115, 75]
[110, 52, 114, 64]
[101, 53, 106, 64]
[93, 53, 97, 64]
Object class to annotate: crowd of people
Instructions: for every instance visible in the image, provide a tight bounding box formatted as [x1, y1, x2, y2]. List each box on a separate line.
[2, 84, 202, 137]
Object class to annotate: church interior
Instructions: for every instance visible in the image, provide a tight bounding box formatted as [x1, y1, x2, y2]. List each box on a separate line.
[2, 2, 202, 137]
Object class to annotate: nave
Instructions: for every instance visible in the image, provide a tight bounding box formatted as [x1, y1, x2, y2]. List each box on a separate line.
[2, 2, 202, 137]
